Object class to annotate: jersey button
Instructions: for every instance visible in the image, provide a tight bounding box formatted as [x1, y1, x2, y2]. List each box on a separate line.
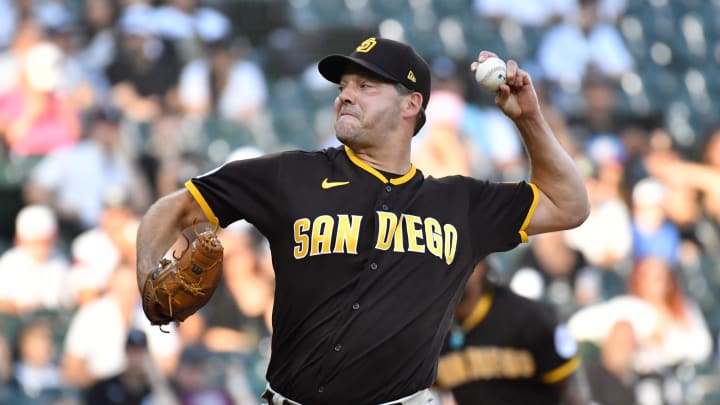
[370, 262, 378, 270]
[334, 344, 343, 352]
[385, 185, 392, 192]
[352, 302, 360, 310]
[381, 204, 389, 210]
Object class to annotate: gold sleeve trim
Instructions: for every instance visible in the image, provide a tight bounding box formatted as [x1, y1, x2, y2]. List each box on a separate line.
[184, 180, 219, 228]
[518, 182, 539, 243]
[541, 355, 580, 384]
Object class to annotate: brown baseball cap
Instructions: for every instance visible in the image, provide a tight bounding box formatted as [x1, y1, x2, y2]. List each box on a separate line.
[318, 37, 431, 110]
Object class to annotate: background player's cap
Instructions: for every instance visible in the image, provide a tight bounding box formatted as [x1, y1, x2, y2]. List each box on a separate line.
[318, 37, 431, 110]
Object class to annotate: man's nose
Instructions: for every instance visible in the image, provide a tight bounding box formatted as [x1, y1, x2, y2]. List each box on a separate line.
[338, 85, 357, 103]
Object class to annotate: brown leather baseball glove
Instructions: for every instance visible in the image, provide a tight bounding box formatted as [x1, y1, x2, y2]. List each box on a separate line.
[142, 224, 223, 330]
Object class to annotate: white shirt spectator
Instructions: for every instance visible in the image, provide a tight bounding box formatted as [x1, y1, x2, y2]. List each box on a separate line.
[63, 295, 180, 380]
[474, 0, 576, 26]
[565, 198, 632, 267]
[0, 205, 70, 312]
[568, 295, 713, 372]
[179, 57, 269, 124]
[0, 248, 69, 310]
[537, 21, 634, 87]
[29, 140, 134, 229]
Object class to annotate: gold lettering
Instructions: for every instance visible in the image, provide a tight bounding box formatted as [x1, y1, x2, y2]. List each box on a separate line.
[436, 353, 468, 389]
[393, 214, 405, 252]
[404, 214, 425, 253]
[518, 350, 536, 377]
[443, 224, 458, 265]
[333, 215, 362, 254]
[425, 217, 443, 259]
[375, 212, 399, 251]
[293, 218, 310, 259]
[310, 215, 334, 256]
[500, 349, 519, 378]
[443, 347, 536, 382]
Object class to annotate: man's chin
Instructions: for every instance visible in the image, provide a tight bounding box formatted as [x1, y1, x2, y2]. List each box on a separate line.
[334, 123, 356, 142]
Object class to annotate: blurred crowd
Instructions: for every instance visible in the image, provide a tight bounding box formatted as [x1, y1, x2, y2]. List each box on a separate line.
[0, 0, 719, 404]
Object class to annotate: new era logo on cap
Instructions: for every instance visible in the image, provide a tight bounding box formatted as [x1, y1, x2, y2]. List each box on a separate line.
[318, 37, 431, 110]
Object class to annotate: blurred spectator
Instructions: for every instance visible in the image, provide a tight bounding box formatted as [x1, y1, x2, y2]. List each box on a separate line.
[85, 329, 158, 405]
[145, 113, 207, 198]
[628, 257, 713, 373]
[568, 256, 712, 375]
[412, 89, 472, 178]
[412, 66, 524, 181]
[631, 177, 681, 265]
[178, 33, 272, 148]
[0, 0, 18, 50]
[584, 320, 639, 405]
[9, 317, 64, 399]
[566, 75, 623, 146]
[67, 227, 121, 307]
[201, 221, 273, 354]
[77, 0, 121, 116]
[0, 18, 44, 95]
[24, 109, 149, 241]
[473, 0, 575, 27]
[565, 135, 632, 271]
[172, 344, 233, 405]
[67, 194, 140, 305]
[0, 205, 70, 314]
[34, 0, 95, 111]
[0, 332, 11, 384]
[79, 0, 120, 74]
[462, 106, 526, 182]
[0, 40, 81, 156]
[537, 0, 633, 89]
[701, 128, 720, 172]
[644, 131, 720, 242]
[508, 231, 594, 317]
[61, 264, 181, 388]
[106, 4, 181, 123]
[154, 0, 233, 64]
[116, 215, 142, 268]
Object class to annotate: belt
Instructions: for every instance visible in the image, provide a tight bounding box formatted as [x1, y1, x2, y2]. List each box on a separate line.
[262, 384, 436, 405]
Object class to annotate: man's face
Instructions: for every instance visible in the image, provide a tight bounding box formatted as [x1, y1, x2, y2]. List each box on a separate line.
[333, 67, 403, 148]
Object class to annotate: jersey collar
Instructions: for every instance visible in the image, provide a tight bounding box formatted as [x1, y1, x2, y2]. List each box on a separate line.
[345, 145, 416, 185]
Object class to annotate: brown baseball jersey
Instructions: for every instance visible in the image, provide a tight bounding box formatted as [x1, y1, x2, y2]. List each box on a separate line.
[186, 145, 537, 404]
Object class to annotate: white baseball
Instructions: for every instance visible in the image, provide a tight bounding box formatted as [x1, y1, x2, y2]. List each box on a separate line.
[475, 56, 507, 92]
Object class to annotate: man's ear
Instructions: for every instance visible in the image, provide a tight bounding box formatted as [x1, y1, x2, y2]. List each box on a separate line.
[402, 92, 423, 119]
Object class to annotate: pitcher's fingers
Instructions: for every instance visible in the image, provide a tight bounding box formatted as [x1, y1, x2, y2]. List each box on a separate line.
[505, 60, 520, 86]
[476, 50, 498, 63]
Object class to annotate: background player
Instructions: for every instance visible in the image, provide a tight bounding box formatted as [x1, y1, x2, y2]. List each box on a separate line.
[135, 37, 589, 404]
[434, 259, 591, 404]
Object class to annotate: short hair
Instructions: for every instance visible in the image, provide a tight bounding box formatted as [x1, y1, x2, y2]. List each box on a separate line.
[395, 83, 426, 135]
